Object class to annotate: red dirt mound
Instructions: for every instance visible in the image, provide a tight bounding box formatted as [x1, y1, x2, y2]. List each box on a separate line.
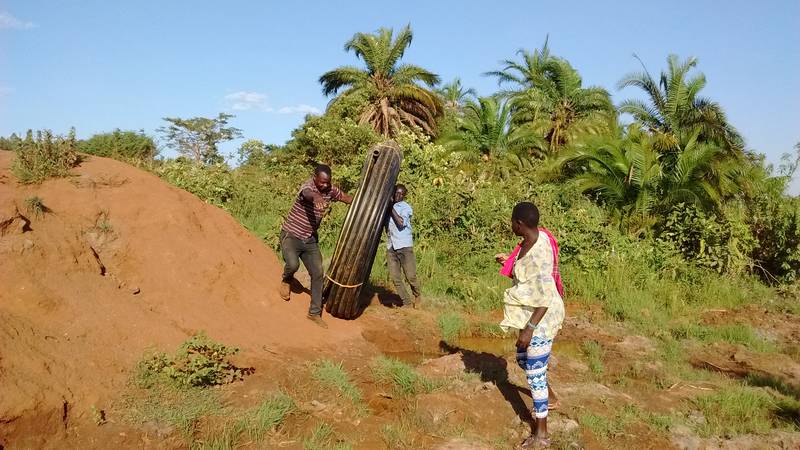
[0, 151, 363, 443]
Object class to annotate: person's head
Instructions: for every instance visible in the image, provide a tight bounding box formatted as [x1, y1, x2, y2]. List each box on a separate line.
[313, 164, 332, 192]
[393, 184, 407, 202]
[511, 202, 539, 236]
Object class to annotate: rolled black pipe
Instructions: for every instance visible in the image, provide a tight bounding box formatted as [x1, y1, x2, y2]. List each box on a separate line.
[324, 141, 402, 319]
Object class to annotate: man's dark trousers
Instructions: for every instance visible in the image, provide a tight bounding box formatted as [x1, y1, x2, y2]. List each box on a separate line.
[280, 230, 324, 316]
[386, 246, 420, 306]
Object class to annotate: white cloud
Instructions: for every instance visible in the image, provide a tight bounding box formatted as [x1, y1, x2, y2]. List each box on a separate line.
[223, 91, 321, 115]
[277, 104, 321, 115]
[224, 91, 271, 111]
[0, 86, 12, 97]
[0, 12, 36, 30]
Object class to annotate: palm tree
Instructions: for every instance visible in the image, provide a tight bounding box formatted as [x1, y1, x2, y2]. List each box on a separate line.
[549, 126, 661, 221]
[550, 125, 738, 232]
[440, 96, 544, 163]
[487, 40, 615, 154]
[436, 78, 477, 111]
[617, 54, 744, 154]
[319, 26, 444, 137]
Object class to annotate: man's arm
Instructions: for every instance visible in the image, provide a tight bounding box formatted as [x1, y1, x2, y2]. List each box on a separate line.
[389, 205, 405, 229]
[339, 192, 353, 205]
[301, 188, 327, 209]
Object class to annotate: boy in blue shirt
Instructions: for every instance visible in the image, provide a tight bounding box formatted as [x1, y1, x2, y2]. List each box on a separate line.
[386, 184, 421, 308]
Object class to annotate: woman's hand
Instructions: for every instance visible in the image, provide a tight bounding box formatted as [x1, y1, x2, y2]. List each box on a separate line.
[495, 253, 509, 264]
[516, 326, 533, 350]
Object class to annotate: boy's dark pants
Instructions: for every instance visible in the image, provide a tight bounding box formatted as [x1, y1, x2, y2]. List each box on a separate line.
[386, 246, 420, 306]
[280, 230, 324, 316]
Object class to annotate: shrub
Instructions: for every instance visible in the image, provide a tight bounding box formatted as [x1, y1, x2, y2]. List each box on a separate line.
[155, 159, 234, 207]
[658, 203, 756, 274]
[25, 196, 46, 218]
[79, 129, 157, 162]
[136, 332, 252, 388]
[10, 129, 80, 183]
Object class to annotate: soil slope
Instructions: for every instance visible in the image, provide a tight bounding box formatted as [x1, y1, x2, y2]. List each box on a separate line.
[0, 151, 362, 443]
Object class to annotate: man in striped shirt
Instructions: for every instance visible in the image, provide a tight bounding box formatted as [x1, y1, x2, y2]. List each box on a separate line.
[280, 164, 353, 328]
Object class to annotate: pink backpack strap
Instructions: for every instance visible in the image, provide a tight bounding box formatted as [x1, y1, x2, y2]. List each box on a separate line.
[539, 227, 564, 298]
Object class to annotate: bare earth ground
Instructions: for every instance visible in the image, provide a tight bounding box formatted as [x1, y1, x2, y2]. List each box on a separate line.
[1, 151, 798, 449]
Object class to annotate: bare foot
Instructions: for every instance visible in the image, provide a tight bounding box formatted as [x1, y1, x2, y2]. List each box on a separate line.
[519, 435, 550, 449]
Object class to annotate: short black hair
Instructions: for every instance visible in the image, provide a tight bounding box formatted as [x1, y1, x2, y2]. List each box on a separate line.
[512, 202, 540, 228]
[314, 164, 331, 177]
[395, 183, 407, 192]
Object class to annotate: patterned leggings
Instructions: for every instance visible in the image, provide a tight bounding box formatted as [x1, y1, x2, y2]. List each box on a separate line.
[516, 335, 553, 419]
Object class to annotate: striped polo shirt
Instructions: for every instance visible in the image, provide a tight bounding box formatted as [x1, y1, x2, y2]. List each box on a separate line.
[282, 178, 343, 239]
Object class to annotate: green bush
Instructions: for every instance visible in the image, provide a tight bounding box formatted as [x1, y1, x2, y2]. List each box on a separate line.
[79, 129, 157, 162]
[156, 159, 234, 207]
[658, 203, 756, 274]
[136, 332, 251, 388]
[9, 129, 80, 183]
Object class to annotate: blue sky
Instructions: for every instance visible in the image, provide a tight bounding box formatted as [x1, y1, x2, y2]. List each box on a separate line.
[1, 1, 798, 192]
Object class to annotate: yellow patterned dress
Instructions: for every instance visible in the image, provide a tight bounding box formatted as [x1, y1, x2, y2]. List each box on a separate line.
[499, 232, 565, 338]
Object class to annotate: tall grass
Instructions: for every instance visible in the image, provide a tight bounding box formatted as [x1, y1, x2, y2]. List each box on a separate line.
[10, 129, 80, 183]
[371, 356, 439, 396]
[310, 359, 368, 415]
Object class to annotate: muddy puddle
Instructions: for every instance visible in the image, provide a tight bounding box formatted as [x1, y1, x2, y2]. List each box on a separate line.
[455, 336, 516, 356]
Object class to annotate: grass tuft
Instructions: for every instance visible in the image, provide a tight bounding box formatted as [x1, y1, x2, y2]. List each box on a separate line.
[303, 423, 352, 450]
[371, 356, 440, 396]
[310, 359, 368, 415]
[437, 311, 467, 342]
[581, 340, 604, 376]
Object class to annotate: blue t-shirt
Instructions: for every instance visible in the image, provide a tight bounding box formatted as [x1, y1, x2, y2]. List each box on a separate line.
[387, 201, 413, 250]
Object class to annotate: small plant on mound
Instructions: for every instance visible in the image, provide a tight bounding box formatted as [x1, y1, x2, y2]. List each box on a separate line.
[10, 129, 81, 183]
[24, 196, 47, 218]
[136, 332, 253, 388]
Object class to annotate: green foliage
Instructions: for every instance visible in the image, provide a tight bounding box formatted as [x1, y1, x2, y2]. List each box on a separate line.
[136, 332, 251, 388]
[236, 139, 276, 167]
[10, 129, 80, 183]
[439, 96, 545, 168]
[618, 54, 743, 154]
[158, 113, 242, 164]
[487, 39, 614, 153]
[659, 203, 755, 274]
[79, 129, 157, 162]
[747, 180, 800, 283]
[156, 159, 234, 207]
[371, 356, 439, 396]
[437, 311, 467, 342]
[319, 25, 443, 137]
[283, 114, 379, 171]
